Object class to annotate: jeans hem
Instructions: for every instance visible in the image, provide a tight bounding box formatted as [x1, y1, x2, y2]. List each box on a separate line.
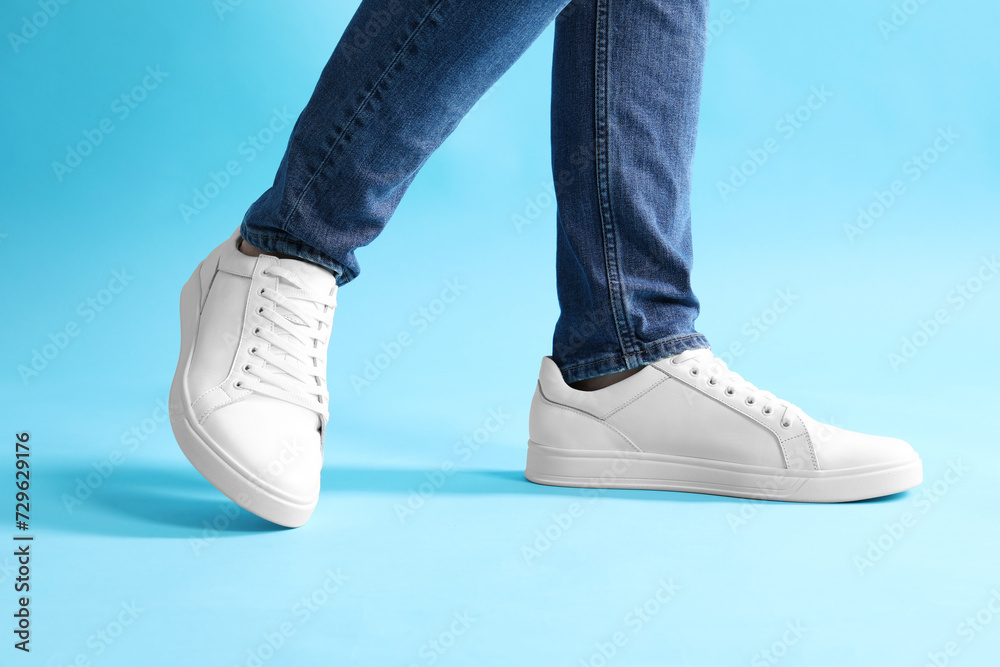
[557, 333, 710, 384]
[239, 222, 354, 286]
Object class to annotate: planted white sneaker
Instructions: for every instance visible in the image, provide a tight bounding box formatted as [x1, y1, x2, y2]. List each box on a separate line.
[526, 349, 922, 502]
[169, 230, 337, 527]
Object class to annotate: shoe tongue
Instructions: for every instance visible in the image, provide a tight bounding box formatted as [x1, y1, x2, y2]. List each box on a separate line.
[674, 348, 713, 363]
[271, 257, 338, 328]
[268, 258, 336, 373]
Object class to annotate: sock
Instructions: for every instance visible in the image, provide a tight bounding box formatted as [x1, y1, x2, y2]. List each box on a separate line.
[569, 366, 645, 392]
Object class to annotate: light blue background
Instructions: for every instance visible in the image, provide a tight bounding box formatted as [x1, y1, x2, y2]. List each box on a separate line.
[3, 0, 999, 665]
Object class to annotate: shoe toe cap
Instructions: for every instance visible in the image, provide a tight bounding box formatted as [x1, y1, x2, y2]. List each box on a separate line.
[201, 398, 323, 505]
[810, 422, 918, 470]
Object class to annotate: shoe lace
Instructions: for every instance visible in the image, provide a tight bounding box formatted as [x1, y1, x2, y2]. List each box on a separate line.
[671, 349, 797, 428]
[244, 265, 336, 418]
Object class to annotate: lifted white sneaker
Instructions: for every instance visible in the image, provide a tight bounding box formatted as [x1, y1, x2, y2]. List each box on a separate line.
[169, 230, 337, 527]
[526, 350, 922, 502]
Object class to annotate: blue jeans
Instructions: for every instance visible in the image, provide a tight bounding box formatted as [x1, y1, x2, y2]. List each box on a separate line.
[241, 0, 711, 383]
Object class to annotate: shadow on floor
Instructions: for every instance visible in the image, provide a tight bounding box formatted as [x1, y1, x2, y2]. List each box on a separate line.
[35, 461, 911, 538]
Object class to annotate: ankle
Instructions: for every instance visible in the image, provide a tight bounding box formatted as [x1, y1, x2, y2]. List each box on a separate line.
[569, 366, 644, 391]
[238, 237, 301, 262]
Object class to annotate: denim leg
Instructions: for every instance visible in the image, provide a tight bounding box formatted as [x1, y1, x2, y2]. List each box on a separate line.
[551, 0, 711, 384]
[242, 0, 570, 285]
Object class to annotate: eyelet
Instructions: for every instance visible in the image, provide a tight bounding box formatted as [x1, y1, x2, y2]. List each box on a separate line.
[257, 306, 264, 314]
[762, 406, 772, 415]
[243, 364, 251, 372]
[781, 420, 791, 428]
[708, 377, 717, 386]
[745, 396, 755, 406]
[233, 380, 243, 389]
[249, 346, 258, 355]
[259, 288, 266, 295]
[253, 327, 261, 335]
[725, 387, 735, 396]
[689, 367, 699, 377]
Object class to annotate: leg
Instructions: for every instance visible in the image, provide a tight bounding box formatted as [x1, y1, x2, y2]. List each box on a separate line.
[242, 0, 571, 284]
[526, 0, 921, 502]
[174, 0, 572, 527]
[550, 0, 710, 384]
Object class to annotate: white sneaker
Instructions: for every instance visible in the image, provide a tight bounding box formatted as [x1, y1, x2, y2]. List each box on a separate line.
[169, 230, 338, 527]
[526, 349, 922, 502]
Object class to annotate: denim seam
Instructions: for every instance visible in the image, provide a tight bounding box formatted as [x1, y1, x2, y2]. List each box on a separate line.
[592, 0, 635, 365]
[560, 333, 709, 373]
[281, 0, 448, 231]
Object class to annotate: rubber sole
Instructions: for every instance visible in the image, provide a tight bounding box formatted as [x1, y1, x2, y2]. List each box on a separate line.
[168, 265, 317, 528]
[524, 441, 923, 503]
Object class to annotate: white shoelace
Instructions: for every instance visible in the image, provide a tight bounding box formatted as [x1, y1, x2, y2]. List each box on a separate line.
[242, 265, 336, 417]
[671, 349, 797, 428]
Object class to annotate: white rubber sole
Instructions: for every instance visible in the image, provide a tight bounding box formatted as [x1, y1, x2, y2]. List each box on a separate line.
[525, 442, 923, 503]
[168, 265, 317, 528]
